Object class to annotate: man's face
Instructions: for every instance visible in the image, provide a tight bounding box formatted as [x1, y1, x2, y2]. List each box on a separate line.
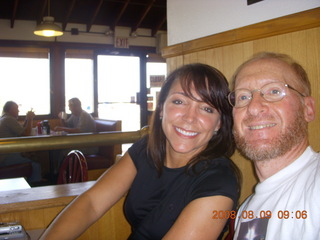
[232, 58, 311, 161]
[68, 101, 77, 114]
[9, 103, 20, 119]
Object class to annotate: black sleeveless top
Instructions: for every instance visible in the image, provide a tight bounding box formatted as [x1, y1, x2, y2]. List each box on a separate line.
[124, 137, 239, 240]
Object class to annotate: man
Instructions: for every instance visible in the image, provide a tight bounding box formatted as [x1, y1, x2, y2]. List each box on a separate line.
[0, 101, 41, 183]
[228, 52, 319, 239]
[53, 98, 97, 170]
[55, 97, 96, 134]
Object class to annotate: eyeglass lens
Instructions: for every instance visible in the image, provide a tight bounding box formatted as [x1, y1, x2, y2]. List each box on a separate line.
[229, 82, 289, 108]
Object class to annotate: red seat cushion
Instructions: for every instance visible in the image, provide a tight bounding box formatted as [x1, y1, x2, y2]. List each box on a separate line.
[85, 154, 114, 170]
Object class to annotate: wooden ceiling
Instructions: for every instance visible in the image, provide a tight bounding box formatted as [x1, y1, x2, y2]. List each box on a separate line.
[0, 0, 167, 36]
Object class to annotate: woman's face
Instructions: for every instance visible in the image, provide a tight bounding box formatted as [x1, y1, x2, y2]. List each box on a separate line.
[161, 79, 221, 161]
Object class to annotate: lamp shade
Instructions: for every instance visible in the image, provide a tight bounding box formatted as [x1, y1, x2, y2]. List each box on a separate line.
[34, 16, 63, 37]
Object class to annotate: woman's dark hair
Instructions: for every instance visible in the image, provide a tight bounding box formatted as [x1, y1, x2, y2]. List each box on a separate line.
[147, 63, 236, 175]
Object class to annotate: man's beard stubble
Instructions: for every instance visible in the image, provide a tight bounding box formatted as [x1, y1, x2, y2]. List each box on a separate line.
[234, 109, 308, 162]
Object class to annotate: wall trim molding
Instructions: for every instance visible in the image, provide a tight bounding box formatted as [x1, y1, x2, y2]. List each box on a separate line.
[162, 7, 320, 58]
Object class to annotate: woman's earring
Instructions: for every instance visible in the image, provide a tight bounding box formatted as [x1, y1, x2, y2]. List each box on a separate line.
[213, 130, 218, 135]
[160, 116, 163, 120]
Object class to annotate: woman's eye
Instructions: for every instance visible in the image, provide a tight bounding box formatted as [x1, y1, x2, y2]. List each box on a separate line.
[172, 99, 183, 104]
[201, 106, 214, 113]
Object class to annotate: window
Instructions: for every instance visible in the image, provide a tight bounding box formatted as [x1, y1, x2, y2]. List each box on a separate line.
[97, 55, 140, 131]
[0, 47, 50, 115]
[65, 49, 94, 113]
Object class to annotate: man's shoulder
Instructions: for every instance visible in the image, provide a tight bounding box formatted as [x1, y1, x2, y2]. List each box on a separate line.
[80, 110, 93, 118]
[0, 115, 18, 125]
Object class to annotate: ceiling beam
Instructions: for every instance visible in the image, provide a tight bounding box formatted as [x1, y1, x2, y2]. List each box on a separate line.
[62, 0, 77, 31]
[111, 0, 131, 31]
[151, 13, 166, 36]
[10, 0, 19, 28]
[37, 0, 48, 25]
[87, 0, 104, 32]
[131, 0, 155, 34]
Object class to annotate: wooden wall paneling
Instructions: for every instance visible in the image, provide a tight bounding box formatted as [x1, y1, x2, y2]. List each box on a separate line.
[197, 51, 207, 64]
[305, 28, 320, 151]
[183, 52, 199, 65]
[290, 31, 307, 67]
[276, 33, 293, 54]
[165, 57, 175, 74]
[252, 35, 275, 54]
[166, 56, 183, 74]
[228, 44, 247, 80]
[204, 49, 215, 68]
[221, 45, 238, 80]
[206, 47, 225, 75]
[231, 151, 257, 204]
[182, 53, 191, 64]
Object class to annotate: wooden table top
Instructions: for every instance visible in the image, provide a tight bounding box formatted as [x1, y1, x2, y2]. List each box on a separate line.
[0, 181, 95, 214]
[0, 177, 31, 192]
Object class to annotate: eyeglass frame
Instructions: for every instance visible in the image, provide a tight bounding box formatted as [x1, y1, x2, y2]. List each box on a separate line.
[227, 81, 305, 108]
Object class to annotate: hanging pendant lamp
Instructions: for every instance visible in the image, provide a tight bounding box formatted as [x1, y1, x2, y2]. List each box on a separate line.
[34, 0, 63, 37]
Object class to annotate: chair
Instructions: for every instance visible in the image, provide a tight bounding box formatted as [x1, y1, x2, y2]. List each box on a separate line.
[57, 150, 88, 184]
[85, 119, 122, 170]
[84, 119, 122, 180]
[0, 162, 32, 180]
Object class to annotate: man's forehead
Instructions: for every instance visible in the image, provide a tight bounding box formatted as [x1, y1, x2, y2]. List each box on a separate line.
[235, 58, 295, 86]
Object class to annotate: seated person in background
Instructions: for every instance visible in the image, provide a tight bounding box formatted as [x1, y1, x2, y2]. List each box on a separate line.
[40, 63, 240, 240]
[53, 98, 98, 170]
[0, 101, 41, 183]
[55, 97, 96, 134]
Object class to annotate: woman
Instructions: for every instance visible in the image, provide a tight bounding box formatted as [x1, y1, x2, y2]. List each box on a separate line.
[40, 63, 240, 240]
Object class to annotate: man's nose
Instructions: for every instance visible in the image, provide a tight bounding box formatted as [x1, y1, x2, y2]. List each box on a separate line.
[246, 92, 267, 115]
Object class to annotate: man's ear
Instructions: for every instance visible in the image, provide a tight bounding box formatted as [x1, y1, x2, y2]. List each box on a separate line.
[303, 96, 316, 122]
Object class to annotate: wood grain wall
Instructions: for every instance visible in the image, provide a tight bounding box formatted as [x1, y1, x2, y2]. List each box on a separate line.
[162, 8, 320, 204]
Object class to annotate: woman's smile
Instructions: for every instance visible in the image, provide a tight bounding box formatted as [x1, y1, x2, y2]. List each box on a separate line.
[175, 126, 199, 137]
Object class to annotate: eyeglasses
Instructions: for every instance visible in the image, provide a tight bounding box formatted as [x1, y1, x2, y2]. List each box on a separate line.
[228, 81, 305, 108]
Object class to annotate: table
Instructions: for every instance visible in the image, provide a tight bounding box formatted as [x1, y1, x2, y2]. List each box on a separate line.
[0, 177, 31, 191]
[0, 181, 131, 240]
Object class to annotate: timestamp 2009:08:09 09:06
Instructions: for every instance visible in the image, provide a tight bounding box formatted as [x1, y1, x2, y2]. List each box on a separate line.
[212, 210, 308, 220]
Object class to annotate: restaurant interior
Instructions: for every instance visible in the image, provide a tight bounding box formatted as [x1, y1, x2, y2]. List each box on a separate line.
[0, 0, 319, 239]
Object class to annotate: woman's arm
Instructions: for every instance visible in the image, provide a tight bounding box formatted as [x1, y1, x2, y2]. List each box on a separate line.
[163, 196, 234, 240]
[39, 152, 137, 240]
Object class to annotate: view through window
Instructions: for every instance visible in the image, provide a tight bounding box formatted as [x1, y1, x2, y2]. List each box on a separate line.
[97, 55, 140, 132]
[97, 55, 166, 153]
[65, 58, 94, 113]
[0, 57, 50, 115]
